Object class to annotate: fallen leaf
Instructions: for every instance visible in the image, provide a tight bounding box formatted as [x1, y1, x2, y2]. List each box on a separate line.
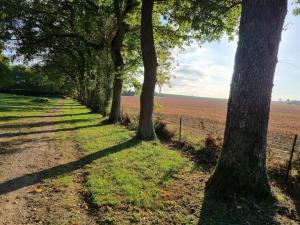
[81, 202, 89, 210]
[34, 187, 43, 193]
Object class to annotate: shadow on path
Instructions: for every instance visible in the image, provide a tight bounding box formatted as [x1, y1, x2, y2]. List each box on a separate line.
[0, 106, 86, 112]
[0, 138, 140, 195]
[0, 123, 103, 138]
[0, 118, 94, 129]
[0, 112, 91, 122]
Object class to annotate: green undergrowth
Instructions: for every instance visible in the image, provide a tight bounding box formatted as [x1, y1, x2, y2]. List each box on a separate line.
[51, 99, 199, 224]
[0, 93, 56, 123]
[50, 99, 216, 223]
[2, 94, 298, 224]
[58, 99, 187, 208]
[56, 99, 300, 225]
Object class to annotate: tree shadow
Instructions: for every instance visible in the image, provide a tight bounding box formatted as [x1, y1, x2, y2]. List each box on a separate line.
[0, 137, 57, 155]
[0, 123, 102, 138]
[0, 138, 140, 195]
[0, 112, 91, 122]
[0, 106, 86, 112]
[52, 103, 83, 106]
[97, 118, 112, 125]
[0, 118, 94, 129]
[269, 165, 300, 221]
[192, 157, 282, 224]
[198, 188, 280, 225]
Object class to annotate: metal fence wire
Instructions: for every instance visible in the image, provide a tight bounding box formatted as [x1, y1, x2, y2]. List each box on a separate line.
[122, 110, 300, 168]
[156, 114, 300, 163]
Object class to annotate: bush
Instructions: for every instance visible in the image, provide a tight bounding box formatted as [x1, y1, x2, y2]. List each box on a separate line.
[154, 117, 174, 142]
[120, 114, 174, 142]
[202, 135, 222, 162]
[120, 113, 139, 131]
[292, 155, 300, 186]
[31, 97, 50, 104]
[192, 134, 222, 165]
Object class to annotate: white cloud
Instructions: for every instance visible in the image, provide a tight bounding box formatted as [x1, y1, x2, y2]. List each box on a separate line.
[163, 6, 300, 100]
[163, 40, 235, 99]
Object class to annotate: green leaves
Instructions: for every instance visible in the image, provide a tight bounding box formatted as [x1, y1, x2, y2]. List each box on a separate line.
[0, 0, 243, 110]
[294, 0, 300, 15]
[190, 0, 241, 42]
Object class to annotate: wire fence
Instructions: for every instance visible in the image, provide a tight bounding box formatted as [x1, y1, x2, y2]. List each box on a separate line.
[122, 107, 299, 170]
[122, 106, 300, 185]
[159, 113, 300, 158]
[159, 113, 300, 182]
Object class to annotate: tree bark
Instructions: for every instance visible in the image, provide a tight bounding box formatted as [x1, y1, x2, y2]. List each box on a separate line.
[109, 0, 136, 123]
[109, 0, 137, 123]
[136, 0, 157, 140]
[207, 0, 287, 199]
[108, 0, 125, 123]
[109, 33, 124, 123]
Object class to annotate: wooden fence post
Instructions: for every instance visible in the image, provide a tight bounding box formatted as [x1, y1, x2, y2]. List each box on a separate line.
[179, 116, 182, 143]
[285, 134, 298, 184]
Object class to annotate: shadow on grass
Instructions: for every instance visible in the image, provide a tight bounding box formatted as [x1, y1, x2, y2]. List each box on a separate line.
[0, 118, 94, 129]
[52, 103, 83, 106]
[198, 188, 279, 225]
[0, 123, 104, 138]
[269, 165, 300, 221]
[0, 106, 86, 112]
[0, 138, 140, 195]
[0, 112, 91, 122]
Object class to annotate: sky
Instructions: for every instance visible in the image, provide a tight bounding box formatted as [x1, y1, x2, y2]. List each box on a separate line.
[162, 2, 300, 101]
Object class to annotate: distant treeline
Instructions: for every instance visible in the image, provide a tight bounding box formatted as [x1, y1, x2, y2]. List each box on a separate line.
[0, 61, 71, 96]
[122, 90, 135, 96]
[279, 99, 300, 105]
[288, 100, 300, 105]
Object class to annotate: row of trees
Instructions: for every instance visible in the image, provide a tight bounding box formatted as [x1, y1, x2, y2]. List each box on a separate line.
[0, 0, 240, 135]
[1, 0, 293, 202]
[0, 51, 69, 94]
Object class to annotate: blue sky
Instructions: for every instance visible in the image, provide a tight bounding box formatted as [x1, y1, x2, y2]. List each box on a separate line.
[162, 2, 300, 100]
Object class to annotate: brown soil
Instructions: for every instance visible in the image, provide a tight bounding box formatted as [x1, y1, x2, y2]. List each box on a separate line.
[122, 96, 300, 162]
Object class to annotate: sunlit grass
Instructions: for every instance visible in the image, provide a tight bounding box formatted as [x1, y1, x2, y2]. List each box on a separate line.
[2, 94, 296, 224]
[0, 94, 56, 123]
[58, 99, 187, 208]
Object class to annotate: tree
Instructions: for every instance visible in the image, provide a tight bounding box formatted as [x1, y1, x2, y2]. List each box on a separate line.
[136, 0, 157, 140]
[0, 0, 115, 112]
[294, 0, 300, 15]
[207, 0, 288, 199]
[0, 47, 11, 90]
[109, 0, 138, 123]
[136, 0, 240, 140]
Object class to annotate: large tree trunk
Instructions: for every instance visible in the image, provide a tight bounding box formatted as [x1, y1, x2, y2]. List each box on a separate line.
[79, 83, 88, 106]
[109, 40, 123, 123]
[90, 79, 101, 113]
[100, 61, 113, 116]
[109, 0, 137, 123]
[108, 0, 125, 123]
[136, 0, 157, 140]
[207, 0, 287, 199]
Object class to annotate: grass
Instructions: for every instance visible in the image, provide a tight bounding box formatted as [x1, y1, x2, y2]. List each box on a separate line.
[0, 94, 55, 113]
[56, 99, 192, 223]
[1, 93, 299, 225]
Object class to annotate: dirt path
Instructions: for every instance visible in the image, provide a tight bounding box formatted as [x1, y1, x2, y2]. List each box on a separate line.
[0, 99, 96, 225]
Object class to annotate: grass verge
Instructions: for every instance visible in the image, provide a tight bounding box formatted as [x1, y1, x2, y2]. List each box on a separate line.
[58, 99, 199, 224]
[1, 94, 299, 225]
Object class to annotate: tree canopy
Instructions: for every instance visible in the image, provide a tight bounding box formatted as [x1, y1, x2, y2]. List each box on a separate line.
[0, 0, 240, 123]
